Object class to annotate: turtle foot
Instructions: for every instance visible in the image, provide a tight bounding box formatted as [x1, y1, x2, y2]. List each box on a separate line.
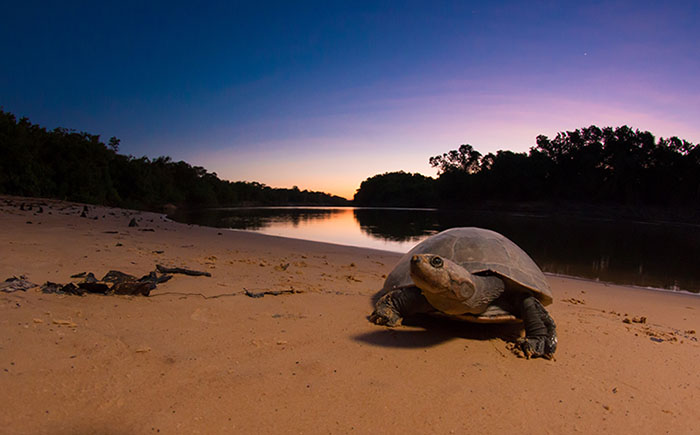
[369, 307, 403, 327]
[369, 290, 408, 327]
[518, 295, 557, 359]
[516, 335, 557, 360]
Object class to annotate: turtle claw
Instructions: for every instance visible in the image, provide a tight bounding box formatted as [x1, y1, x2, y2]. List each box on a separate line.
[516, 337, 539, 359]
[518, 295, 557, 359]
[370, 291, 406, 327]
[369, 309, 402, 327]
[516, 335, 557, 360]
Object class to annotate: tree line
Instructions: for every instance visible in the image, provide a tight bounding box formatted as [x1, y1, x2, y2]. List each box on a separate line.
[0, 110, 348, 210]
[354, 125, 700, 213]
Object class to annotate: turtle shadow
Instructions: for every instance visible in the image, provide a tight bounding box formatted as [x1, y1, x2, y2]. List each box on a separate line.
[354, 315, 523, 349]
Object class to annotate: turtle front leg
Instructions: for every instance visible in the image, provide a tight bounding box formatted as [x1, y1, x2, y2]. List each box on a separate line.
[517, 295, 557, 359]
[369, 287, 433, 327]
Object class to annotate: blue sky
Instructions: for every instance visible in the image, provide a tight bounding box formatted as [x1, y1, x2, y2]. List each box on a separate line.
[2, 1, 699, 198]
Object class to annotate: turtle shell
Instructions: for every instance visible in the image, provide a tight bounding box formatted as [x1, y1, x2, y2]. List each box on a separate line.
[383, 227, 552, 306]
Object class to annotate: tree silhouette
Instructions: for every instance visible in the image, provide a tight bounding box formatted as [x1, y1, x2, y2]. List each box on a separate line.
[355, 125, 700, 216]
[0, 110, 349, 210]
[353, 171, 436, 207]
[429, 144, 482, 174]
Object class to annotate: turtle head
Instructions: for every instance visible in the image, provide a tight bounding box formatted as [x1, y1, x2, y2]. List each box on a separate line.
[409, 254, 477, 315]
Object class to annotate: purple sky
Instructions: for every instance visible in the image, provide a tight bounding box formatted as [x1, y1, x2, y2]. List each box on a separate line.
[2, 1, 699, 198]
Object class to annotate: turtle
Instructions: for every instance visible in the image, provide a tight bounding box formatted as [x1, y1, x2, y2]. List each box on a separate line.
[369, 227, 557, 359]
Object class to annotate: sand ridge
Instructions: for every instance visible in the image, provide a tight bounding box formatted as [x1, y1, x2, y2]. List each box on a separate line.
[1, 196, 698, 434]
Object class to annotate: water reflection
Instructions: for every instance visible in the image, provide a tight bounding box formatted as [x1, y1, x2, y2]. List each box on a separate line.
[172, 207, 343, 231]
[169, 207, 700, 293]
[353, 208, 700, 293]
[353, 208, 441, 242]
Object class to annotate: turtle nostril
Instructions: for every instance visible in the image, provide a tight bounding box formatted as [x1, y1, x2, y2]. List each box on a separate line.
[411, 255, 420, 263]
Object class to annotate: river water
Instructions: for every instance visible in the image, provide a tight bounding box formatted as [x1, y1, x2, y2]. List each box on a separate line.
[169, 206, 700, 294]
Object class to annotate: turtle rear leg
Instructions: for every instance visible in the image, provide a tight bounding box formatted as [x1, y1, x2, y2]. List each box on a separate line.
[369, 287, 433, 327]
[517, 295, 557, 359]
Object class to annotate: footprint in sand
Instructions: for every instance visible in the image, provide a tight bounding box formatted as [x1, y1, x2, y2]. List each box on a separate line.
[619, 315, 698, 344]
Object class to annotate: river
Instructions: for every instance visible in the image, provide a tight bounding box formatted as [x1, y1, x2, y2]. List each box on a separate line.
[169, 206, 700, 293]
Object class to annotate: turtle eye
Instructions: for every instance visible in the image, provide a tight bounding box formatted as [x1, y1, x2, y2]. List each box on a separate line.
[430, 256, 444, 268]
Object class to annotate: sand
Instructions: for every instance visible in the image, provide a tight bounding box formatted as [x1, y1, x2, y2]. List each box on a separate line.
[1, 196, 698, 434]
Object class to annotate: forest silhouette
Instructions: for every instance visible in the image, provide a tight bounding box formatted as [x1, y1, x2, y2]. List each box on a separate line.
[2, 110, 699, 217]
[0, 110, 348, 210]
[354, 125, 700, 218]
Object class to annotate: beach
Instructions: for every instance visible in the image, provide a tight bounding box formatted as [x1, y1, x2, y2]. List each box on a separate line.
[1, 196, 698, 434]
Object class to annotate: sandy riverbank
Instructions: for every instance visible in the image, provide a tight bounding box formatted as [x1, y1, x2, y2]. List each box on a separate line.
[1, 196, 698, 434]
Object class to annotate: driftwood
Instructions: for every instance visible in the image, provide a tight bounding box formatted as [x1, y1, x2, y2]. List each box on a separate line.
[41, 282, 85, 296]
[0, 276, 37, 292]
[244, 288, 298, 298]
[111, 281, 154, 296]
[156, 265, 211, 277]
[19, 263, 208, 298]
[41, 268, 177, 297]
[101, 270, 137, 283]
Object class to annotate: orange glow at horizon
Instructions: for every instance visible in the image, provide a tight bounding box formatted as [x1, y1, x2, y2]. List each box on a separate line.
[249, 207, 419, 252]
[189, 91, 700, 201]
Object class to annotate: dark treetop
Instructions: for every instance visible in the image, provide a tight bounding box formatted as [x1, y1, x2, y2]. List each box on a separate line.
[0, 110, 348, 210]
[355, 125, 700, 220]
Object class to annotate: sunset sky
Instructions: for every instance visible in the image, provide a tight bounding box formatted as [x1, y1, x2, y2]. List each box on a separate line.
[2, 1, 699, 199]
